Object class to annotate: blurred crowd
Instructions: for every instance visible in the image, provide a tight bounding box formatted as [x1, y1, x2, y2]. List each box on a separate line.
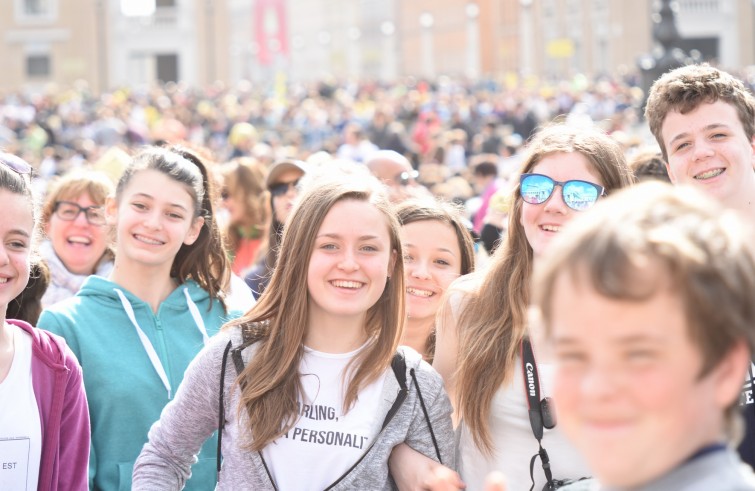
[0, 72, 680, 270]
[0, 73, 659, 175]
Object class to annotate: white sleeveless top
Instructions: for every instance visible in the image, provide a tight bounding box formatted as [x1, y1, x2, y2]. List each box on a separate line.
[457, 357, 591, 491]
[0, 324, 42, 491]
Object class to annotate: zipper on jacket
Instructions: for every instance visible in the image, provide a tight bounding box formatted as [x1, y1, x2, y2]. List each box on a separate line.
[153, 317, 173, 398]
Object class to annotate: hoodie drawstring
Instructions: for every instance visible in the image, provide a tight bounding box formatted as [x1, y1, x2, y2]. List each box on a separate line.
[114, 287, 211, 400]
[184, 287, 210, 345]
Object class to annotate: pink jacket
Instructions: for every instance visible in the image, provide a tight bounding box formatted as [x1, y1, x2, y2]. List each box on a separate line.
[13, 319, 90, 491]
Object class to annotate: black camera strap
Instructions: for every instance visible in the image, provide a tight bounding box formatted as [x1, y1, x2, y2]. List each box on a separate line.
[521, 338, 556, 491]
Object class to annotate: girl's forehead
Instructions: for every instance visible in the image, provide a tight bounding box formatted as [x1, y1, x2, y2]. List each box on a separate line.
[122, 170, 197, 201]
[0, 189, 35, 228]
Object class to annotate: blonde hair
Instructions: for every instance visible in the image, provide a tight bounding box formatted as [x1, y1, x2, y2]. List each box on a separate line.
[224, 174, 405, 451]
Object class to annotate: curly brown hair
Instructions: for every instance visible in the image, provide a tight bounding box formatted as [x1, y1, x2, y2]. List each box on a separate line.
[645, 64, 755, 162]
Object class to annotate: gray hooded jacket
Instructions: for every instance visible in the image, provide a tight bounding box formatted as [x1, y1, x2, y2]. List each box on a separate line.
[132, 326, 455, 490]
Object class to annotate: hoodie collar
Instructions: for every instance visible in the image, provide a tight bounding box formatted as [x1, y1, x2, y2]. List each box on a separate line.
[9, 319, 67, 371]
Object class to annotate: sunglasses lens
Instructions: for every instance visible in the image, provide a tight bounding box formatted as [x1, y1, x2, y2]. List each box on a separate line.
[520, 174, 554, 204]
[270, 180, 299, 197]
[562, 181, 600, 211]
[0, 152, 32, 175]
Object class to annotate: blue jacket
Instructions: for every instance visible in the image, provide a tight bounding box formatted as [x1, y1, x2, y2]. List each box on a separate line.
[38, 276, 241, 491]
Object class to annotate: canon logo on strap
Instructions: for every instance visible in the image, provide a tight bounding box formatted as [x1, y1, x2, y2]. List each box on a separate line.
[526, 362, 536, 397]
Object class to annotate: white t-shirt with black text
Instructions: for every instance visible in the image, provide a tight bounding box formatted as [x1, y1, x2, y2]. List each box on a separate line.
[261, 344, 387, 490]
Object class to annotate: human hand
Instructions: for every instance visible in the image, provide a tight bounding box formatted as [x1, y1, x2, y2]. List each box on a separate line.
[484, 471, 507, 491]
[420, 465, 466, 491]
[390, 443, 465, 491]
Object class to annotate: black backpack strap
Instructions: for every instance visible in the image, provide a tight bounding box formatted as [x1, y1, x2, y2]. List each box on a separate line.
[410, 368, 442, 464]
[230, 323, 263, 386]
[216, 340, 233, 480]
[231, 347, 246, 380]
[217, 324, 264, 482]
[381, 352, 408, 429]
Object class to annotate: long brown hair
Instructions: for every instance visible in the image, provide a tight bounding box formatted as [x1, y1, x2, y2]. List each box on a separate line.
[224, 174, 405, 451]
[116, 145, 230, 309]
[395, 197, 476, 361]
[455, 124, 635, 454]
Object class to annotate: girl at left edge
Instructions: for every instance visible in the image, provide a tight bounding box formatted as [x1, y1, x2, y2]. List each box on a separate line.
[38, 146, 243, 491]
[0, 151, 90, 491]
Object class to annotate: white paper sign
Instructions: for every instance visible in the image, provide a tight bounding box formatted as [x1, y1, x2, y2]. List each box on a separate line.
[0, 437, 30, 491]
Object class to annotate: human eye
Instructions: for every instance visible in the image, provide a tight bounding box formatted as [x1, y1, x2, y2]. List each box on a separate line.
[625, 348, 657, 362]
[403, 253, 414, 263]
[360, 243, 380, 253]
[8, 237, 29, 250]
[166, 211, 184, 220]
[674, 141, 691, 152]
[319, 242, 338, 250]
[131, 201, 148, 211]
[555, 349, 587, 366]
[434, 258, 451, 267]
[57, 205, 78, 219]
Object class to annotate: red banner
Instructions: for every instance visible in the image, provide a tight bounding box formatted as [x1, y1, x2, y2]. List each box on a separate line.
[254, 0, 289, 65]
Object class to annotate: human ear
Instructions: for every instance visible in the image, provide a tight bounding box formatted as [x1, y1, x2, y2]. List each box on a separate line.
[712, 339, 751, 409]
[183, 216, 205, 246]
[105, 197, 118, 226]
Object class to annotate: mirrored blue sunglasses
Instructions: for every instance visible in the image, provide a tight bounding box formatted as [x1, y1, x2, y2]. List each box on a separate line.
[519, 173, 605, 212]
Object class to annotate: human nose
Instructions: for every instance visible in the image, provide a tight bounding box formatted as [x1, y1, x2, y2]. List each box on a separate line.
[409, 259, 432, 280]
[0, 245, 9, 266]
[73, 209, 89, 225]
[337, 249, 359, 272]
[143, 210, 163, 229]
[579, 363, 620, 401]
[543, 185, 568, 214]
[693, 138, 715, 160]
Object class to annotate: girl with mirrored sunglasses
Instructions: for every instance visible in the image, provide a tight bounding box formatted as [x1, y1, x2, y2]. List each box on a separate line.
[390, 124, 635, 490]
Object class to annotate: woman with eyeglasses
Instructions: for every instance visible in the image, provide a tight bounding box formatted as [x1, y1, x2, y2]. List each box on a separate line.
[38, 146, 242, 491]
[219, 157, 270, 277]
[245, 159, 307, 298]
[0, 152, 90, 491]
[39, 169, 115, 307]
[389, 124, 635, 490]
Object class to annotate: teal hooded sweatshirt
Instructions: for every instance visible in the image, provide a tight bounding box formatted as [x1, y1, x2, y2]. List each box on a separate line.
[38, 275, 242, 491]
